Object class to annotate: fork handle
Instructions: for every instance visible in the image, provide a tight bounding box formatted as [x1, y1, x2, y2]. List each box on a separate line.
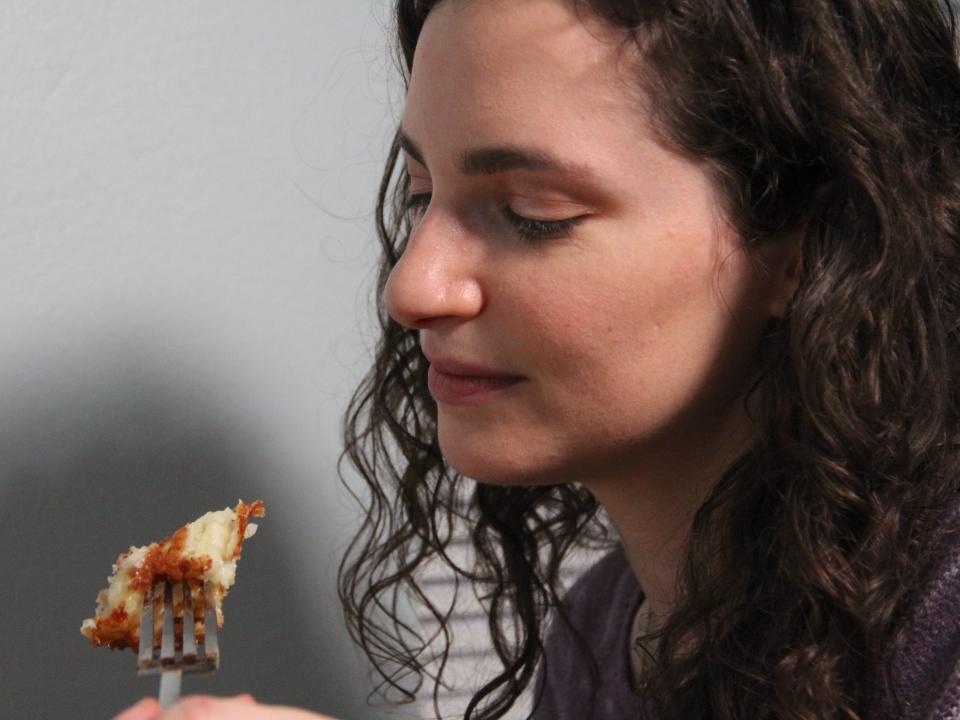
[158, 669, 182, 708]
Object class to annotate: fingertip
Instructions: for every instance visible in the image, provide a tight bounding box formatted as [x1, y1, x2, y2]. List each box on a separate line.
[233, 693, 256, 703]
[112, 697, 163, 720]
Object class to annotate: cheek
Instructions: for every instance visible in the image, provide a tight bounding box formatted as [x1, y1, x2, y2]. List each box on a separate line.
[516, 241, 708, 375]
[512, 240, 749, 437]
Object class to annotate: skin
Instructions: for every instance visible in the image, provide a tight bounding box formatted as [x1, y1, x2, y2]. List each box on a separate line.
[116, 0, 800, 716]
[385, 0, 801, 625]
[112, 696, 335, 720]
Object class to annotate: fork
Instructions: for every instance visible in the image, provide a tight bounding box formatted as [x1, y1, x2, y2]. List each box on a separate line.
[137, 579, 220, 708]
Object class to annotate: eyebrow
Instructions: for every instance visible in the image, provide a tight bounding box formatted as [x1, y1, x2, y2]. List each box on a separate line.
[398, 125, 603, 184]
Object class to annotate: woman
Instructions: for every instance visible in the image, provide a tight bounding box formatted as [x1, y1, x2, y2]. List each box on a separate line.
[116, 0, 960, 718]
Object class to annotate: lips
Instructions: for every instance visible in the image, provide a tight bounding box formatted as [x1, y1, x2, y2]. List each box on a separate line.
[424, 355, 524, 404]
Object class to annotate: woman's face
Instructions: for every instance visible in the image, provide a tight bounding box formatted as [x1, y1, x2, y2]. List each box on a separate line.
[385, 0, 796, 487]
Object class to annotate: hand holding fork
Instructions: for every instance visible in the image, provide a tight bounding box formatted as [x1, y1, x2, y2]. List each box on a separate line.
[113, 695, 337, 720]
[113, 578, 339, 720]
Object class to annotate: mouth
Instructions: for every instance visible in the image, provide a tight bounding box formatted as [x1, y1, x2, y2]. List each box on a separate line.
[426, 364, 524, 405]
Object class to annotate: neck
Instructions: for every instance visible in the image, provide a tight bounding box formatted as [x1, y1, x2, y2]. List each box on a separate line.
[582, 396, 756, 624]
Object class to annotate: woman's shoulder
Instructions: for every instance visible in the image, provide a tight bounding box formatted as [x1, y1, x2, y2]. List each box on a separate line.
[561, 545, 641, 615]
[540, 545, 641, 657]
[533, 515, 960, 719]
[532, 545, 649, 719]
[880, 503, 960, 720]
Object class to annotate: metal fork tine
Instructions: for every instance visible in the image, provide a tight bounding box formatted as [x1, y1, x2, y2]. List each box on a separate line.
[181, 580, 197, 662]
[160, 581, 176, 665]
[137, 577, 219, 690]
[137, 583, 156, 670]
[171, 581, 184, 653]
[202, 581, 219, 667]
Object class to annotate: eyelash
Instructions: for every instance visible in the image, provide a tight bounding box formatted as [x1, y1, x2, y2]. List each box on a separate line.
[404, 192, 582, 242]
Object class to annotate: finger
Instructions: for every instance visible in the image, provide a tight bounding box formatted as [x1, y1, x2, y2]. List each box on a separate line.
[163, 696, 337, 719]
[112, 697, 163, 720]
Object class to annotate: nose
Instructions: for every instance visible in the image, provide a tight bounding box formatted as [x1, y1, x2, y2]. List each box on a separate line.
[383, 209, 484, 329]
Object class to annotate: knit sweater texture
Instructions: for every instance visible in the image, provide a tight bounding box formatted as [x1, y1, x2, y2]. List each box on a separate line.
[532, 510, 960, 719]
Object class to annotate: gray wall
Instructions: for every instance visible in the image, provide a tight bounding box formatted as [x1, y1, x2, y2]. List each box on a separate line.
[0, 3, 413, 719]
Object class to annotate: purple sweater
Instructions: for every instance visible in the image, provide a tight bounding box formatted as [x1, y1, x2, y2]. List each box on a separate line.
[533, 527, 960, 719]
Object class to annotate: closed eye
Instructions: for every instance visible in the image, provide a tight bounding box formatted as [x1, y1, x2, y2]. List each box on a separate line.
[405, 192, 584, 243]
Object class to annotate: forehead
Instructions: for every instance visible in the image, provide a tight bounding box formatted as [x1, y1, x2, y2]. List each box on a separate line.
[401, 0, 648, 173]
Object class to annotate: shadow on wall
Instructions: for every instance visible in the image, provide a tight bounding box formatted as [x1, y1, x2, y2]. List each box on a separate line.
[0, 342, 378, 720]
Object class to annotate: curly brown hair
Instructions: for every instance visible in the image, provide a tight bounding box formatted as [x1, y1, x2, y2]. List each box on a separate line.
[337, 1, 960, 718]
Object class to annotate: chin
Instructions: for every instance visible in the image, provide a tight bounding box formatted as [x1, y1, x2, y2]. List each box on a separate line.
[439, 438, 566, 488]
[444, 454, 526, 486]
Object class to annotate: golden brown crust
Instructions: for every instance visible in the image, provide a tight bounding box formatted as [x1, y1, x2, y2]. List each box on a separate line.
[233, 499, 266, 560]
[82, 499, 265, 651]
